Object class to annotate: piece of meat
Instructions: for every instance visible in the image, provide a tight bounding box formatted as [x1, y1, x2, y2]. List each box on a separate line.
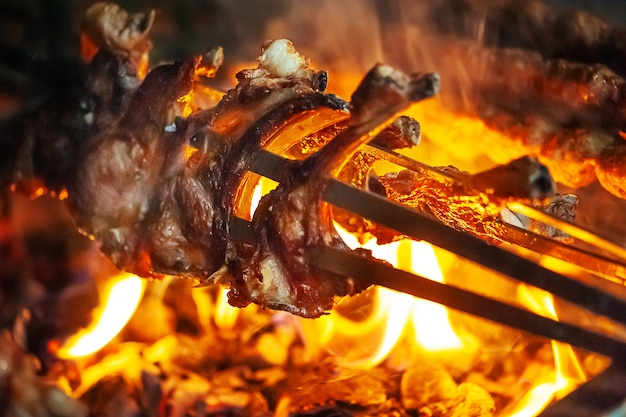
[1, 3, 155, 195]
[502, 194, 578, 241]
[227, 66, 440, 317]
[66, 37, 344, 283]
[434, 43, 626, 132]
[477, 105, 626, 197]
[68, 58, 200, 275]
[597, 146, 626, 200]
[80, 2, 155, 71]
[380, 157, 558, 242]
[405, 36, 626, 199]
[429, 0, 626, 78]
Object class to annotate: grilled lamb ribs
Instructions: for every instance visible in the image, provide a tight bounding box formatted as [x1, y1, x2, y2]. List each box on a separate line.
[2, 3, 578, 317]
[226, 66, 440, 317]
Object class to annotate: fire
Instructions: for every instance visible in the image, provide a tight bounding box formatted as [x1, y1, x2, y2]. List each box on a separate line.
[409, 241, 466, 352]
[214, 286, 240, 330]
[183, 144, 198, 161]
[57, 272, 146, 358]
[505, 285, 587, 417]
[325, 227, 469, 369]
[50, 133, 600, 416]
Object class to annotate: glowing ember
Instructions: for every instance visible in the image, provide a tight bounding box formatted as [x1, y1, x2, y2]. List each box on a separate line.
[57, 273, 146, 358]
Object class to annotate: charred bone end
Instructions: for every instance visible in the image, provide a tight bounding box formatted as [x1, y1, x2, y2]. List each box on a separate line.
[465, 156, 555, 201]
[238, 39, 329, 93]
[350, 66, 440, 126]
[371, 116, 422, 149]
[232, 65, 441, 318]
[81, 2, 155, 60]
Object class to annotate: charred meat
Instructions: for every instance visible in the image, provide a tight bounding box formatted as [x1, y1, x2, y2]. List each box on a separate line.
[1, 3, 582, 317]
[227, 67, 439, 317]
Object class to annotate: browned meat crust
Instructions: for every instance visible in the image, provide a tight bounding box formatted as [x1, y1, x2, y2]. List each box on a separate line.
[68, 58, 201, 276]
[380, 157, 558, 242]
[430, 0, 626, 77]
[413, 39, 626, 198]
[435, 43, 626, 132]
[227, 68, 440, 317]
[68, 37, 345, 285]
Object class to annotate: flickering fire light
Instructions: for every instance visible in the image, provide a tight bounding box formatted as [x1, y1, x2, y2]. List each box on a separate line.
[507, 286, 587, 417]
[47, 168, 607, 415]
[331, 228, 469, 369]
[57, 272, 146, 358]
[52, 222, 604, 416]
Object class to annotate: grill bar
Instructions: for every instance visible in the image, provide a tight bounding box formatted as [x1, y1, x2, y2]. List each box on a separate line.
[508, 201, 626, 262]
[250, 148, 626, 323]
[322, 179, 626, 326]
[496, 222, 626, 284]
[250, 148, 626, 284]
[306, 244, 626, 359]
[243, 146, 626, 356]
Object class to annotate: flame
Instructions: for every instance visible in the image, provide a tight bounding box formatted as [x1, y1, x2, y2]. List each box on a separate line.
[177, 92, 194, 118]
[505, 285, 587, 417]
[327, 227, 467, 369]
[409, 241, 465, 351]
[214, 286, 240, 330]
[243, 178, 466, 369]
[184, 144, 198, 161]
[57, 272, 146, 358]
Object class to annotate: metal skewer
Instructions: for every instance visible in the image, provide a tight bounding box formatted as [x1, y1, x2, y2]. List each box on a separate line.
[306, 244, 626, 359]
[243, 146, 626, 358]
[250, 147, 626, 286]
[321, 179, 626, 326]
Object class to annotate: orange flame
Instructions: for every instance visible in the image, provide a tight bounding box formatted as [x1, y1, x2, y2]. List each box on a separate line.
[409, 241, 466, 352]
[240, 178, 467, 369]
[183, 144, 199, 162]
[325, 228, 468, 369]
[506, 285, 587, 417]
[214, 287, 240, 330]
[57, 273, 146, 358]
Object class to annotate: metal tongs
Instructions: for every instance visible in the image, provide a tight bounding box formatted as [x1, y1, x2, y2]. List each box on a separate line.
[234, 143, 626, 415]
[240, 144, 626, 354]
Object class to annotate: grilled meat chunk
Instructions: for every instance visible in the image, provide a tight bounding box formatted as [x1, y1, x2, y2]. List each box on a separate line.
[68, 38, 339, 281]
[380, 157, 560, 242]
[1, 2, 587, 318]
[69, 58, 199, 275]
[227, 67, 440, 317]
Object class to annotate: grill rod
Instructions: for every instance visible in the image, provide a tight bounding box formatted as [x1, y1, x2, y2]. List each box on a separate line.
[235, 146, 626, 360]
[256, 144, 626, 284]
[365, 143, 626, 283]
